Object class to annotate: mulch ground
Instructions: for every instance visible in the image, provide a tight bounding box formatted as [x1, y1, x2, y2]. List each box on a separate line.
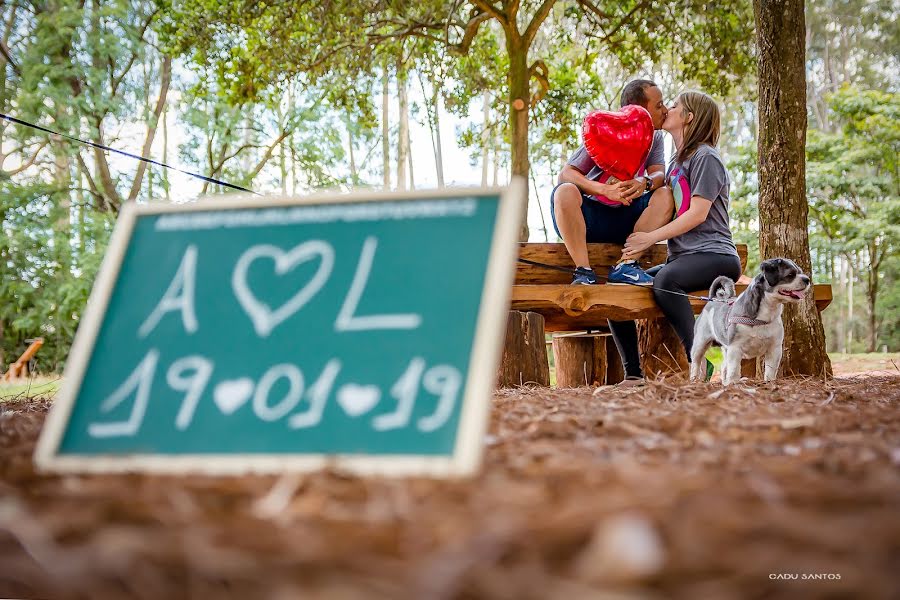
[1, 375, 899, 600]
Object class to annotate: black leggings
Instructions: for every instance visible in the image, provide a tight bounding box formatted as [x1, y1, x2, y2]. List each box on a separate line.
[609, 252, 742, 377]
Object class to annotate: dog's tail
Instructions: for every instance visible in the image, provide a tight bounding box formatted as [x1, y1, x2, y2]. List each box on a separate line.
[709, 276, 736, 300]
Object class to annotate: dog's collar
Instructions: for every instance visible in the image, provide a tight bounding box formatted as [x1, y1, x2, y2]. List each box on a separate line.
[726, 304, 770, 327]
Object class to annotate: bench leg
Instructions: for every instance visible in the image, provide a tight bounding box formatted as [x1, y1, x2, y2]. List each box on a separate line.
[637, 318, 689, 378]
[741, 358, 758, 379]
[497, 311, 550, 388]
[552, 334, 608, 387]
[605, 336, 625, 385]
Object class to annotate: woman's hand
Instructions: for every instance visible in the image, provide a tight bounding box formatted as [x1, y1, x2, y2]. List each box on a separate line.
[622, 231, 658, 260]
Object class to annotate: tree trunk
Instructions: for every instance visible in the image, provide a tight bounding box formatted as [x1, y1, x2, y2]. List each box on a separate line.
[552, 335, 607, 387]
[407, 135, 415, 190]
[348, 121, 357, 184]
[430, 83, 444, 187]
[493, 133, 500, 186]
[497, 311, 550, 387]
[839, 257, 847, 353]
[289, 85, 297, 195]
[481, 91, 490, 187]
[848, 259, 854, 350]
[279, 102, 288, 195]
[52, 144, 71, 278]
[867, 257, 878, 353]
[396, 62, 409, 192]
[507, 44, 530, 240]
[637, 319, 689, 377]
[162, 104, 171, 202]
[560, 140, 568, 174]
[753, 0, 832, 378]
[127, 56, 171, 203]
[382, 66, 390, 190]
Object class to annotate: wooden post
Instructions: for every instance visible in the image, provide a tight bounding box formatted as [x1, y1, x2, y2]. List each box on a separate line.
[552, 334, 608, 387]
[605, 336, 625, 384]
[741, 358, 758, 379]
[497, 311, 550, 387]
[637, 318, 688, 378]
[3, 338, 44, 382]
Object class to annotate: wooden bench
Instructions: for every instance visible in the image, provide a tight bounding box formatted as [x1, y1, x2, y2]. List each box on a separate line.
[498, 243, 833, 387]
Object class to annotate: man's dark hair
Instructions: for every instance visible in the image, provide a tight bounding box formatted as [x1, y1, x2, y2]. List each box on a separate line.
[620, 79, 657, 108]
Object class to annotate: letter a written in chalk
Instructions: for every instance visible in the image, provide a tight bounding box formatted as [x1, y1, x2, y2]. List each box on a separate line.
[138, 245, 199, 338]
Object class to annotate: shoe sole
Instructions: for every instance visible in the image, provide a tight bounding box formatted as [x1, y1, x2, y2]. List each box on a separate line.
[607, 281, 653, 286]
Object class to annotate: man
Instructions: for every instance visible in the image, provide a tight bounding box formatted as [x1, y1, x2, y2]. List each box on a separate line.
[550, 79, 673, 285]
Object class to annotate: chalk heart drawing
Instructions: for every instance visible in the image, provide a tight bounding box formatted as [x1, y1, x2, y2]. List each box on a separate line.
[213, 378, 255, 415]
[337, 384, 381, 417]
[232, 241, 335, 337]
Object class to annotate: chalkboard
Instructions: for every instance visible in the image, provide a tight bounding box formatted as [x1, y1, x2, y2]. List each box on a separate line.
[35, 183, 525, 476]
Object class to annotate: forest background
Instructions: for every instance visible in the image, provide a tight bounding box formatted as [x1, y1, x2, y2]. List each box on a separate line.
[0, 0, 897, 371]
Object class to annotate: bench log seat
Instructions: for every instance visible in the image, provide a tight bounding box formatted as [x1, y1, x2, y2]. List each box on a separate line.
[511, 282, 834, 331]
[498, 243, 833, 387]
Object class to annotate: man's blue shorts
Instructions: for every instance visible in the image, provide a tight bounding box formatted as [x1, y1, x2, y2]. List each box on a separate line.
[549, 184, 653, 245]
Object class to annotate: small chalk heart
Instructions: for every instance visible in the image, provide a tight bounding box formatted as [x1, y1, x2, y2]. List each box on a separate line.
[336, 383, 381, 417]
[213, 378, 254, 415]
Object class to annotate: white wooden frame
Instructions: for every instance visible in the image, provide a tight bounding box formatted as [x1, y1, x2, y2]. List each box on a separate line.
[34, 180, 526, 477]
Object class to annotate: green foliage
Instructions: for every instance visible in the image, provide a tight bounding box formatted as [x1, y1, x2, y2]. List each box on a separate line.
[0, 180, 113, 371]
[726, 141, 761, 274]
[807, 86, 900, 350]
[807, 87, 899, 267]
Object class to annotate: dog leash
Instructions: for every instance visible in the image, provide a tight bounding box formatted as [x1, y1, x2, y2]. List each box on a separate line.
[516, 257, 730, 303]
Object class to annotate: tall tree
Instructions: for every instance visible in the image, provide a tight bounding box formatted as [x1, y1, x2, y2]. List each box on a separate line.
[753, 0, 832, 377]
[382, 65, 391, 189]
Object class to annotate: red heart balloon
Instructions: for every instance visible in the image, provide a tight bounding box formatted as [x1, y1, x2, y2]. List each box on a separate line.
[582, 105, 655, 182]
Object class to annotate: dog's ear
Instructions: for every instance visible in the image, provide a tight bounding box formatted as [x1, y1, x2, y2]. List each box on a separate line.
[760, 259, 781, 287]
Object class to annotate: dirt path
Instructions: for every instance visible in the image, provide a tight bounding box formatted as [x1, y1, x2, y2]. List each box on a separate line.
[1, 376, 898, 600]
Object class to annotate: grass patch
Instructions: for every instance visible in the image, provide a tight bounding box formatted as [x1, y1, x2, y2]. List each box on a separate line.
[0, 376, 61, 401]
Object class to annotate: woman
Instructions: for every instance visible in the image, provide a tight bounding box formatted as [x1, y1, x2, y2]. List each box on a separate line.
[620, 90, 742, 380]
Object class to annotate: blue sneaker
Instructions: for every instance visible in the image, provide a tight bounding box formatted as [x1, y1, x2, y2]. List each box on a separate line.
[571, 266, 599, 285]
[608, 261, 654, 285]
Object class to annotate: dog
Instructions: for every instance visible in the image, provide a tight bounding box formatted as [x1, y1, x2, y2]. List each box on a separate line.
[690, 258, 811, 385]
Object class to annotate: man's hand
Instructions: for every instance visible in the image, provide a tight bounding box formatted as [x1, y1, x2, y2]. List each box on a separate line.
[622, 231, 658, 260]
[616, 178, 646, 200]
[599, 183, 633, 206]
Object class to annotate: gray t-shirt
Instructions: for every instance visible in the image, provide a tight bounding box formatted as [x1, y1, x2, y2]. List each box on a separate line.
[666, 144, 737, 257]
[567, 131, 666, 205]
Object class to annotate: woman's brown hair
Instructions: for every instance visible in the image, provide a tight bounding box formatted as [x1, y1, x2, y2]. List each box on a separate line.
[676, 91, 721, 163]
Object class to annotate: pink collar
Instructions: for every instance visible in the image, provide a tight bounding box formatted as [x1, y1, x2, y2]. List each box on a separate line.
[725, 303, 770, 327]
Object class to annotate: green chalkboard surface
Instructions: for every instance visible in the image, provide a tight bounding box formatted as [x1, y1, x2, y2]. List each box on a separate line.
[36, 184, 524, 476]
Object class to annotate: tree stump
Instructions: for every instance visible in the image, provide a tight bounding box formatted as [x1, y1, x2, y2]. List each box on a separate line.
[497, 311, 550, 387]
[552, 334, 608, 387]
[605, 335, 625, 384]
[741, 358, 758, 379]
[637, 318, 689, 378]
